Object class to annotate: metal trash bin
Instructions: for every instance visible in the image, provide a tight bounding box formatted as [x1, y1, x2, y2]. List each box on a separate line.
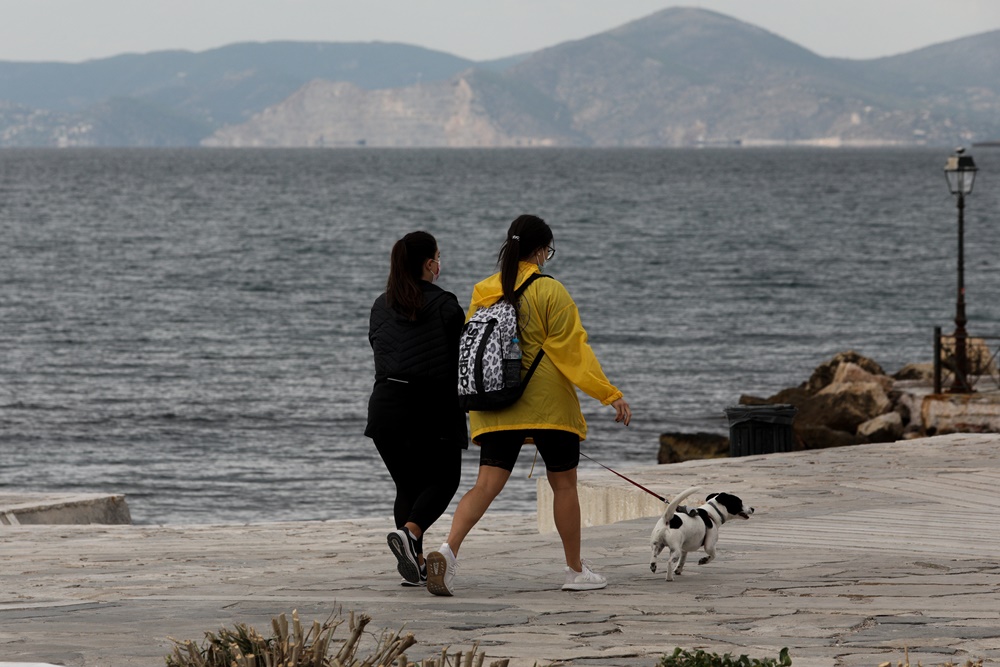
[724, 404, 798, 457]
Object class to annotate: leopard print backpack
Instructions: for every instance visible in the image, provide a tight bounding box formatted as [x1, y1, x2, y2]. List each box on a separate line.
[457, 274, 550, 411]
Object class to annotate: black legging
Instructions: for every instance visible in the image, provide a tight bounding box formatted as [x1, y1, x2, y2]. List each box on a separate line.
[374, 435, 462, 552]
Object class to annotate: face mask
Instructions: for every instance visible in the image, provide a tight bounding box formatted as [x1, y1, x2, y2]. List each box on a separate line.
[431, 258, 441, 282]
[538, 252, 551, 271]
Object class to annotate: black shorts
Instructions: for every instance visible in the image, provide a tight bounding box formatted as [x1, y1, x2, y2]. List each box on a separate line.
[477, 429, 580, 473]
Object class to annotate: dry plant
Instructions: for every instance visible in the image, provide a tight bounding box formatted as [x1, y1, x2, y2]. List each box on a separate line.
[165, 607, 509, 667]
[877, 646, 984, 667]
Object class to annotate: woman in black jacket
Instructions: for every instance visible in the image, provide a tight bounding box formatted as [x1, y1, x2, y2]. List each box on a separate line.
[366, 230, 467, 586]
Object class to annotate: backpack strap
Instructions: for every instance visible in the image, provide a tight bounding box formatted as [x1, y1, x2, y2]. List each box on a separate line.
[512, 271, 549, 299]
[512, 273, 551, 392]
[520, 344, 546, 388]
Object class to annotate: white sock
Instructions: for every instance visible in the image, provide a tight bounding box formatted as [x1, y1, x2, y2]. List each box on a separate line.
[406, 528, 419, 541]
[439, 543, 456, 560]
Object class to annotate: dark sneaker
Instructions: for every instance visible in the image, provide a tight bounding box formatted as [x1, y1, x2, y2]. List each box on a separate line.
[387, 529, 421, 585]
[400, 562, 427, 587]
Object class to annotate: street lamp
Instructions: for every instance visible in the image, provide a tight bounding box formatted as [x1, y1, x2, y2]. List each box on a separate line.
[943, 147, 978, 393]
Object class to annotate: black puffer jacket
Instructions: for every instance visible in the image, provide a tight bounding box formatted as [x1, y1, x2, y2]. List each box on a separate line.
[365, 281, 468, 447]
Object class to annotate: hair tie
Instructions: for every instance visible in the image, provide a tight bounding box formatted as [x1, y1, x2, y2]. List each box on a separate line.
[511, 235, 520, 240]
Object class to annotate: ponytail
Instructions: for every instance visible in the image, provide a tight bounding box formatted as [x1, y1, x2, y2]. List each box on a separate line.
[497, 214, 553, 306]
[386, 231, 437, 321]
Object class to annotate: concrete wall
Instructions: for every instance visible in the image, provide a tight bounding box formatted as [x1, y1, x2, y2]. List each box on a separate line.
[0, 494, 132, 525]
[536, 476, 665, 534]
[922, 392, 1000, 434]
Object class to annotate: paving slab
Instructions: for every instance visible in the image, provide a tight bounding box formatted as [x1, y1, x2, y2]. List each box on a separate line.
[2, 433, 999, 667]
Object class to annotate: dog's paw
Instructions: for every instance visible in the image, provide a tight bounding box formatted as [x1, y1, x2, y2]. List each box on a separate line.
[673, 568, 682, 576]
[650, 562, 657, 573]
[698, 556, 710, 565]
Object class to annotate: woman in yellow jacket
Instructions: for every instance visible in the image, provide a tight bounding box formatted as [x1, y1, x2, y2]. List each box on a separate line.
[427, 214, 631, 596]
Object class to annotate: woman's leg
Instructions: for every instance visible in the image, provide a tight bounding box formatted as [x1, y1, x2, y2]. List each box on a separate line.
[373, 437, 416, 533]
[444, 464, 511, 555]
[533, 430, 584, 572]
[546, 467, 582, 572]
[376, 435, 428, 582]
[407, 441, 462, 546]
[376, 435, 454, 569]
[378, 437, 463, 562]
[441, 431, 522, 555]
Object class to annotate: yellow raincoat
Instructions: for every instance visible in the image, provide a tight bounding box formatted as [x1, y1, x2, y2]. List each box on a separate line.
[467, 262, 623, 443]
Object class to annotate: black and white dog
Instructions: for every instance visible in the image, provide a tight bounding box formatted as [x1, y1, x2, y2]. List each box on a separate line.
[649, 486, 754, 581]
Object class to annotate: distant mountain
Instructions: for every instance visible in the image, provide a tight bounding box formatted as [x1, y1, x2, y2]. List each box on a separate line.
[862, 30, 1000, 92]
[4, 9, 1000, 147]
[840, 31, 1000, 140]
[503, 7, 863, 145]
[0, 42, 475, 146]
[204, 70, 585, 148]
[204, 9, 1000, 148]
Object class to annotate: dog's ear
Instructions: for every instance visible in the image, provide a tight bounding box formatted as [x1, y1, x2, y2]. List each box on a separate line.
[706, 493, 719, 501]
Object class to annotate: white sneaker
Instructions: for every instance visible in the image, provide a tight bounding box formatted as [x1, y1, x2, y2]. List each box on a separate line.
[426, 546, 458, 597]
[562, 560, 607, 591]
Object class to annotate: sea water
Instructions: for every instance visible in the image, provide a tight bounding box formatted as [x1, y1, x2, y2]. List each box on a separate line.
[1, 147, 998, 524]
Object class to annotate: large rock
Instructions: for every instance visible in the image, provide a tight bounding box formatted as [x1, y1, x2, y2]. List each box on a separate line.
[830, 362, 894, 393]
[939, 336, 998, 376]
[739, 351, 915, 449]
[765, 386, 812, 405]
[766, 380, 891, 437]
[804, 351, 886, 394]
[856, 411, 904, 443]
[737, 349, 998, 445]
[812, 381, 891, 432]
[796, 425, 865, 450]
[888, 389, 913, 425]
[893, 363, 934, 382]
[657, 432, 729, 464]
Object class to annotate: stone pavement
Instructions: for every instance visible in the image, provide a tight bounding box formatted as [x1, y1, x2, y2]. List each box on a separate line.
[2, 433, 999, 667]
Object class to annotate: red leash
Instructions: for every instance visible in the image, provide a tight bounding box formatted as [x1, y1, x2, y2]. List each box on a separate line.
[580, 452, 666, 503]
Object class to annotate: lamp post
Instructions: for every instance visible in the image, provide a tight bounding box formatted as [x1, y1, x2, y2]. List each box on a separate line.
[943, 147, 978, 393]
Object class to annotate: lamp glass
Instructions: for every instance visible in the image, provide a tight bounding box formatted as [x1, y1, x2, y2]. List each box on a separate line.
[944, 155, 978, 195]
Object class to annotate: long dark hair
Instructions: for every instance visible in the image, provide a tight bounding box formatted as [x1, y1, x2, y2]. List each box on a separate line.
[497, 214, 553, 305]
[386, 230, 437, 321]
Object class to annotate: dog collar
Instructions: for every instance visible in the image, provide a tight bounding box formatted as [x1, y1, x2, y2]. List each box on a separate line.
[708, 500, 726, 524]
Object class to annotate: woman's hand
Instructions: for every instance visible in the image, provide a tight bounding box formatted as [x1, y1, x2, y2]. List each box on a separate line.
[611, 398, 631, 426]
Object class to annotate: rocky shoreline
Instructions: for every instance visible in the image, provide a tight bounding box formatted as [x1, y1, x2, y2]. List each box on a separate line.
[659, 349, 999, 463]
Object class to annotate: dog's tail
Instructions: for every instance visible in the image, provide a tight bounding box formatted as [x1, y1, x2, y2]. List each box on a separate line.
[662, 486, 702, 521]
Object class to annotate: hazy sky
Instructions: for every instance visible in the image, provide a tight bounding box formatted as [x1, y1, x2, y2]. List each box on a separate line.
[3, 0, 1000, 64]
